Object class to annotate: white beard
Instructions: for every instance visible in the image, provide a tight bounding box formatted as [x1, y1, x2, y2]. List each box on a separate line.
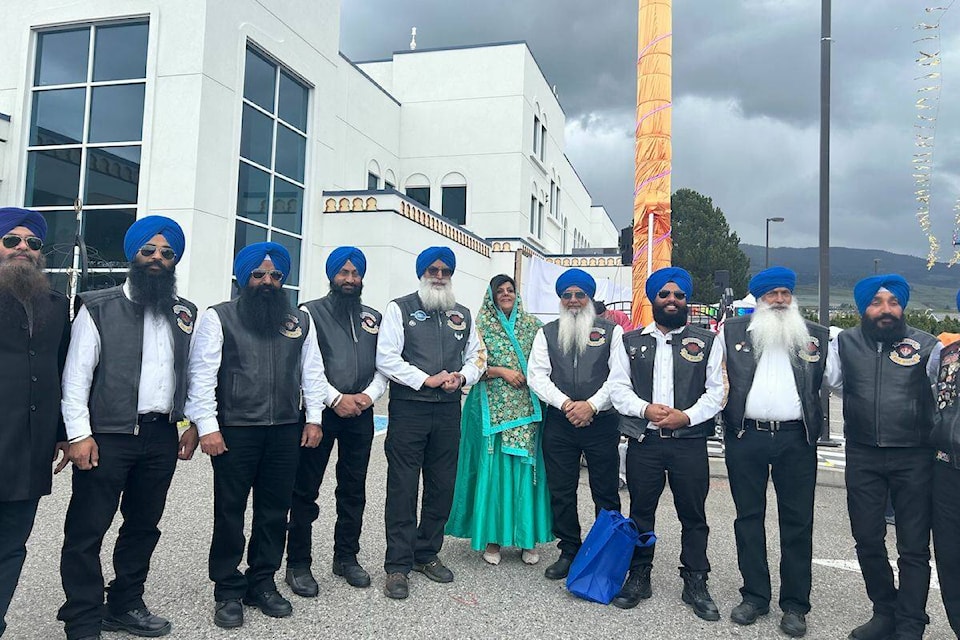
[419, 276, 456, 311]
[557, 302, 597, 356]
[749, 299, 809, 359]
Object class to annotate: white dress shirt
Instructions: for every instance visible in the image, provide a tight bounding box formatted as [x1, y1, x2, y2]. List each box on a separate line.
[61, 282, 178, 442]
[824, 329, 942, 392]
[527, 323, 624, 411]
[183, 308, 329, 437]
[375, 300, 486, 389]
[608, 322, 724, 427]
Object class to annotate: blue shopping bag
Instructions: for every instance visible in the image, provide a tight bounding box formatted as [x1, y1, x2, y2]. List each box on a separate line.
[566, 509, 656, 605]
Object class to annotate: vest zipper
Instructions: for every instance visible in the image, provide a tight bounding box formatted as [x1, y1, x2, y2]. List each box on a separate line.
[436, 312, 445, 401]
[875, 341, 883, 447]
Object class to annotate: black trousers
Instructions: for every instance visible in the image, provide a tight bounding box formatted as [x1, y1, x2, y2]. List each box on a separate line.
[626, 434, 710, 573]
[383, 399, 460, 575]
[209, 424, 300, 601]
[845, 443, 933, 637]
[724, 427, 817, 614]
[58, 423, 178, 640]
[0, 498, 40, 638]
[286, 408, 374, 568]
[932, 460, 960, 637]
[541, 408, 621, 558]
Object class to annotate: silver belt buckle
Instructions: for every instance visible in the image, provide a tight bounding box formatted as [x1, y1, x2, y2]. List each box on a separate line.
[755, 420, 772, 432]
[658, 428, 672, 439]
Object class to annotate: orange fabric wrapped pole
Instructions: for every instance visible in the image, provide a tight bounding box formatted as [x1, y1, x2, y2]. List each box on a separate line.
[632, 0, 673, 327]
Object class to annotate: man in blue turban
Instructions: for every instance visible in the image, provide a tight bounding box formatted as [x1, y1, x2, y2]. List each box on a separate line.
[527, 268, 623, 581]
[285, 247, 387, 595]
[608, 266, 723, 620]
[59, 214, 199, 639]
[376, 246, 484, 599]
[184, 240, 330, 628]
[0, 206, 47, 241]
[827, 274, 941, 640]
[748, 266, 796, 300]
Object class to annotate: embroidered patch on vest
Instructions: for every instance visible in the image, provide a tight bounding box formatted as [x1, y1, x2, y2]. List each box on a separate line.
[936, 348, 960, 409]
[889, 338, 921, 366]
[628, 345, 639, 359]
[734, 341, 751, 353]
[173, 304, 194, 334]
[359, 310, 379, 334]
[410, 309, 430, 323]
[445, 310, 467, 331]
[936, 450, 952, 464]
[679, 337, 705, 363]
[279, 314, 303, 339]
[587, 326, 607, 347]
[798, 335, 821, 363]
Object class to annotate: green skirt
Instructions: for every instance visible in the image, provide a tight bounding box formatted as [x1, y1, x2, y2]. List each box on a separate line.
[445, 388, 554, 550]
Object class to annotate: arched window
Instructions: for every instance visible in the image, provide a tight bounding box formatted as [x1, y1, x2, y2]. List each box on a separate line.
[384, 169, 397, 191]
[404, 173, 431, 208]
[562, 216, 568, 253]
[440, 172, 467, 225]
[367, 160, 381, 190]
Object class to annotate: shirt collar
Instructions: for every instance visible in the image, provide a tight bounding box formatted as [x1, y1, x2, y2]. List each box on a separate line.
[641, 322, 684, 338]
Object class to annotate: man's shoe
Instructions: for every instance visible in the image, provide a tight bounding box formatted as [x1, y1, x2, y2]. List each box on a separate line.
[413, 558, 454, 583]
[848, 614, 896, 640]
[74, 636, 102, 640]
[102, 606, 172, 637]
[730, 600, 770, 626]
[680, 569, 720, 622]
[333, 559, 372, 588]
[544, 556, 573, 580]
[285, 566, 319, 598]
[213, 599, 243, 629]
[384, 572, 409, 599]
[242, 590, 292, 618]
[780, 611, 808, 638]
[611, 565, 653, 609]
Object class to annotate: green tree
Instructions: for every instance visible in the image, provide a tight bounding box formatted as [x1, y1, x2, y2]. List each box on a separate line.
[670, 188, 750, 303]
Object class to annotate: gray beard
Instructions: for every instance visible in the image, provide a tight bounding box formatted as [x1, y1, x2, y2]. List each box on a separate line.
[749, 299, 809, 359]
[419, 277, 456, 311]
[557, 303, 596, 356]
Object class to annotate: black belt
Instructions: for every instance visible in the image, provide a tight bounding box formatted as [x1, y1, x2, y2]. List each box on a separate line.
[743, 419, 803, 432]
[138, 412, 169, 424]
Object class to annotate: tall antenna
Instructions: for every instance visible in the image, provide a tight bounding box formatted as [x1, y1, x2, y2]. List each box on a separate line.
[410, 27, 417, 51]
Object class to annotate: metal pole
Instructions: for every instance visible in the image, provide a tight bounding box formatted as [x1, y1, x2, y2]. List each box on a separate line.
[765, 219, 770, 269]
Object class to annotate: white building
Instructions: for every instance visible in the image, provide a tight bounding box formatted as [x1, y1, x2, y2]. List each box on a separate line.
[0, 0, 627, 315]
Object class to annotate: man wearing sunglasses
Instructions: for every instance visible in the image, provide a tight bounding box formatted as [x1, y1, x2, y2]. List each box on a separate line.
[376, 246, 485, 600]
[184, 241, 328, 629]
[284, 246, 388, 595]
[607, 266, 723, 621]
[527, 268, 623, 581]
[718, 266, 830, 638]
[0, 207, 70, 639]
[59, 215, 199, 640]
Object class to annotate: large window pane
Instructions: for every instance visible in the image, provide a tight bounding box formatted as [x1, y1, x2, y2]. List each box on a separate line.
[30, 88, 85, 145]
[271, 232, 301, 286]
[243, 48, 275, 112]
[441, 186, 466, 225]
[367, 172, 379, 190]
[275, 125, 305, 182]
[234, 221, 268, 259]
[240, 105, 273, 168]
[89, 84, 145, 143]
[406, 187, 430, 209]
[84, 208, 136, 266]
[85, 273, 126, 291]
[85, 146, 140, 205]
[237, 162, 270, 224]
[278, 71, 308, 131]
[93, 22, 148, 81]
[39, 211, 80, 264]
[35, 29, 89, 86]
[26, 148, 81, 207]
[272, 178, 302, 233]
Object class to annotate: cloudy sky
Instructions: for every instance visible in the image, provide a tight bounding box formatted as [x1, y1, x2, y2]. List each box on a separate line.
[340, 1, 960, 259]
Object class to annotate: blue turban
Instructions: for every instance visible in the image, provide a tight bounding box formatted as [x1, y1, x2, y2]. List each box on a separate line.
[645, 266, 693, 302]
[854, 274, 910, 315]
[555, 268, 597, 299]
[325, 246, 367, 281]
[749, 266, 797, 299]
[234, 241, 292, 286]
[123, 215, 186, 264]
[416, 246, 456, 278]
[0, 207, 47, 241]
[956, 288, 960, 313]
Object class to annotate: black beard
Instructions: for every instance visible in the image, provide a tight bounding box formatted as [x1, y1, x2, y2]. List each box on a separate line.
[329, 281, 362, 316]
[127, 260, 177, 313]
[238, 284, 291, 336]
[653, 303, 688, 330]
[861, 314, 907, 345]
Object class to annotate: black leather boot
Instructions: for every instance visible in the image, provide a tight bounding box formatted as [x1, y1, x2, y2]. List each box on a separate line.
[680, 569, 720, 621]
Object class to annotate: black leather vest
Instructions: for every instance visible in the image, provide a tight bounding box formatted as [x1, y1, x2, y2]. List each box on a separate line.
[388, 292, 473, 403]
[838, 324, 937, 448]
[722, 316, 829, 444]
[81, 286, 196, 433]
[542, 317, 616, 415]
[301, 295, 380, 395]
[212, 298, 308, 426]
[932, 338, 960, 469]
[619, 325, 716, 439]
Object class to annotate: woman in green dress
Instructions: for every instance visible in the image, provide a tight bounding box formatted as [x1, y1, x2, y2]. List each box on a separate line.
[446, 274, 553, 565]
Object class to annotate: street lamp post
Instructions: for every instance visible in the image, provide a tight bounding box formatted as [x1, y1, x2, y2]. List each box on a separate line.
[874, 258, 880, 274]
[765, 217, 785, 268]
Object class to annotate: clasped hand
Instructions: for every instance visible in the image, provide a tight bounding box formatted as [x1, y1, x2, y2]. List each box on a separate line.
[644, 403, 690, 430]
[424, 370, 463, 393]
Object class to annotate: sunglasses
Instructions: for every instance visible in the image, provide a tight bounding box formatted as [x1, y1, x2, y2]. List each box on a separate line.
[426, 266, 453, 277]
[2, 234, 43, 251]
[657, 290, 686, 300]
[138, 244, 177, 260]
[251, 269, 285, 280]
[561, 291, 588, 300]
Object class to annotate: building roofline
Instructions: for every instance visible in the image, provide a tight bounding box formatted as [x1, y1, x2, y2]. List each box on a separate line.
[338, 52, 401, 106]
